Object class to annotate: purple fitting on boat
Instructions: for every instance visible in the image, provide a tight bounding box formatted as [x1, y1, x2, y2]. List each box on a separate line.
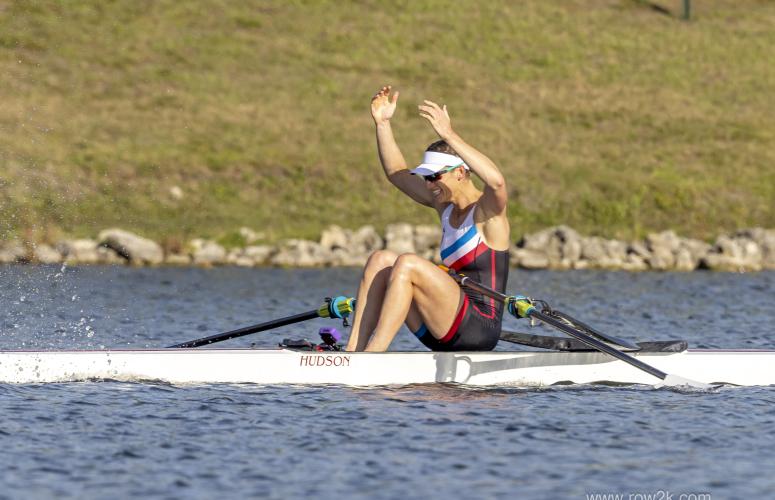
[318, 327, 341, 344]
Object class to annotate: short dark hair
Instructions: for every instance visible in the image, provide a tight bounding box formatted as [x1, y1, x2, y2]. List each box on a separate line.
[425, 140, 458, 157]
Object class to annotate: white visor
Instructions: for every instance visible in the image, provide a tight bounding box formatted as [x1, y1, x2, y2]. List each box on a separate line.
[409, 151, 469, 176]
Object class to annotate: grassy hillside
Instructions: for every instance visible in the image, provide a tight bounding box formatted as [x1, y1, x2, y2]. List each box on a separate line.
[1, 0, 773, 246]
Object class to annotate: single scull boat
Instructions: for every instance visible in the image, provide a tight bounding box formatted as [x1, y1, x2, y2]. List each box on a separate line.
[1, 346, 774, 386]
[2, 277, 771, 387]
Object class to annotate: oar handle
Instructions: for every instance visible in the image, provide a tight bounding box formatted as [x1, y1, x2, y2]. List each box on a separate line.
[319, 296, 356, 319]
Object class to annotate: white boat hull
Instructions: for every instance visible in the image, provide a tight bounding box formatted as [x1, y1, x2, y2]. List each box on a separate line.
[1, 348, 774, 386]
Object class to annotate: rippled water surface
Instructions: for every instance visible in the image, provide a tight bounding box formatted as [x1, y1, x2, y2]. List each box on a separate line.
[1, 265, 774, 499]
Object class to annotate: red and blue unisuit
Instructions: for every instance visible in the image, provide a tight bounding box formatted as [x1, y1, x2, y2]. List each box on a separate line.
[413, 203, 510, 351]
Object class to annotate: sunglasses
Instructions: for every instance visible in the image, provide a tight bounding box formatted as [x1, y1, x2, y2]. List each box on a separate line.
[422, 164, 462, 182]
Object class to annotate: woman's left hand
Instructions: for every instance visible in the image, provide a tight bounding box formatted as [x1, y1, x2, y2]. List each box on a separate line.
[418, 100, 454, 140]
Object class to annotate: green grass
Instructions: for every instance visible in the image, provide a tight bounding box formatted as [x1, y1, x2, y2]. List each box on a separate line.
[1, 0, 773, 243]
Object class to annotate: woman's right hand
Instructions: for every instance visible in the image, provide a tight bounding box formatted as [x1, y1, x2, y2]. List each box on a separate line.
[371, 85, 399, 125]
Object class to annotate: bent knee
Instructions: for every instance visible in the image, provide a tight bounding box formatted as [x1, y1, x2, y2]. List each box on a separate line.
[365, 250, 399, 273]
[391, 253, 426, 279]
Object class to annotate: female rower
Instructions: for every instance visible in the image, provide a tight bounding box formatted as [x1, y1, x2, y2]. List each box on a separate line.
[345, 85, 511, 352]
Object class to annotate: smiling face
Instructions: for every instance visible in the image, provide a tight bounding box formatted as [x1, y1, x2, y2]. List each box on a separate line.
[425, 165, 465, 202]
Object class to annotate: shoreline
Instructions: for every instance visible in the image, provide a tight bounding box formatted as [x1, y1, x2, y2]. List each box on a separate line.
[0, 223, 775, 272]
[1, 225, 773, 272]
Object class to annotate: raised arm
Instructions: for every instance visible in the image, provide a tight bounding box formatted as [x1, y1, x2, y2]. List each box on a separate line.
[371, 86, 433, 207]
[417, 100, 508, 218]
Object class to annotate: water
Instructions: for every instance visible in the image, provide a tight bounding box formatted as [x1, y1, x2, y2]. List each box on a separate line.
[1, 265, 774, 499]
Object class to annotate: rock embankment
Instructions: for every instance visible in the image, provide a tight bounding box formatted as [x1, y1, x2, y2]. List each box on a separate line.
[1, 225, 773, 272]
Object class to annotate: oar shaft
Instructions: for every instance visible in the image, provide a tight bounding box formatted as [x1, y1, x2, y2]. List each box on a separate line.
[448, 270, 668, 381]
[168, 296, 356, 349]
[532, 310, 667, 380]
[169, 310, 319, 348]
[550, 311, 640, 351]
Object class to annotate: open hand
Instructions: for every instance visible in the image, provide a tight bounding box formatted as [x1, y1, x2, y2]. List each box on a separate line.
[418, 100, 453, 140]
[371, 85, 399, 124]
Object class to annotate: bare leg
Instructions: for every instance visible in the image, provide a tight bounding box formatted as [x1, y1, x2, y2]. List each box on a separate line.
[345, 250, 398, 351]
[365, 254, 464, 352]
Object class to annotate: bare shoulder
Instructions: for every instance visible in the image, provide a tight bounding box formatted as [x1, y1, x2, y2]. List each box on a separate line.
[474, 203, 511, 251]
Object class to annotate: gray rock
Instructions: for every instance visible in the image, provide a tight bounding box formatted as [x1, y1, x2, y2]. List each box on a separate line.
[580, 237, 607, 262]
[544, 238, 564, 267]
[645, 231, 681, 270]
[32, 243, 63, 264]
[327, 247, 349, 266]
[559, 241, 581, 269]
[385, 223, 415, 254]
[516, 228, 555, 265]
[574, 237, 625, 268]
[555, 225, 582, 243]
[603, 240, 627, 261]
[190, 239, 227, 266]
[243, 245, 275, 265]
[516, 226, 584, 269]
[669, 238, 709, 271]
[518, 227, 553, 252]
[348, 254, 371, 267]
[739, 237, 762, 269]
[630, 233, 708, 271]
[334, 248, 369, 267]
[512, 248, 550, 269]
[703, 234, 762, 272]
[414, 225, 442, 254]
[98, 228, 163, 265]
[559, 227, 583, 264]
[679, 238, 711, 262]
[628, 241, 651, 259]
[621, 254, 648, 271]
[583, 245, 624, 268]
[271, 239, 331, 267]
[97, 246, 126, 265]
[225, 249, 240, 263]
[599, 257, 624, 269]
[169, 185, 184, 200]
[320, 225, 351, 251]
[57, 239, 100, 264]
[233, 256, 258, 267]
[736, 228, 775, 269]
[646, 250, 674, 271]
[165, 254, 192, 266]
[351, 225, 384, 254]
[225, 249, 251, 266]
[674, 248, 697, 271]
[0, 240, 27, 263]
[734, 228, 766, 241]
[647, 230, 682, 254]
[572, 259, 591, 270]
